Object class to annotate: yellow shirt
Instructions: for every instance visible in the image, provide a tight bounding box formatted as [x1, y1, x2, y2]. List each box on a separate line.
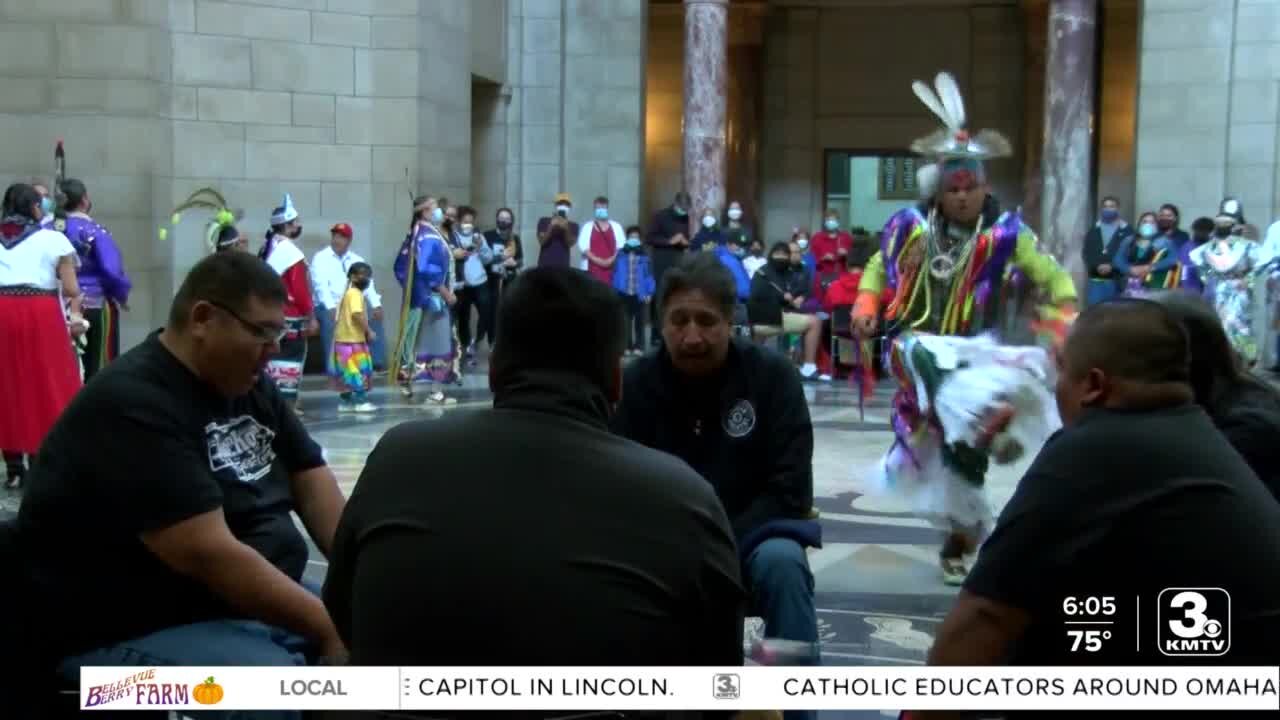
[333, 287, 367, 343]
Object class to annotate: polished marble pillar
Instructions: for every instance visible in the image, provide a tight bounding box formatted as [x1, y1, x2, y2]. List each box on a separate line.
[683, 0, 729, 220]
[1040, 0, 1097, 287]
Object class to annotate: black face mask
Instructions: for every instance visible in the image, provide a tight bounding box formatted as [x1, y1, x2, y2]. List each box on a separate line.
[289, 225, 303, 239]
[769, 257, 790, 272]
[1213, 225, 1233, 238]
[352, 278, 371, 290]
[497, 219, 512, 230]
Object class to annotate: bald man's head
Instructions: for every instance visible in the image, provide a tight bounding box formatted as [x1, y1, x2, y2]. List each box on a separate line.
[1055, 298, 1194, 425]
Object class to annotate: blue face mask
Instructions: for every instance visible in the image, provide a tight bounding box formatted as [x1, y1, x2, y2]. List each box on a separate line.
[594, 207, 609, 220]
[1139, 223, 1157, 238]
[1100, 208, 1119, 223]
[40, 196, 54, 215]
[625, 237, 641, 249]
[824, 219, 838, 231]
[430, 207, 444, 224]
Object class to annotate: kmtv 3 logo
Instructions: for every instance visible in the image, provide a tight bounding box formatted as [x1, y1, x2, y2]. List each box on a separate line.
[713, 674, 740, 700]
[1158, 588, 1230, 656]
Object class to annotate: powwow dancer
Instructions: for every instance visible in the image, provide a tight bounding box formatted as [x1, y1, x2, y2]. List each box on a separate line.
[391, 196, 460, 406]
[59, 178, 130, 381]
[259, 193, 316, 413]
[852, 72, 1077, 584]
[1187, 197, 1279, 368]
[160, 187, 246, 255]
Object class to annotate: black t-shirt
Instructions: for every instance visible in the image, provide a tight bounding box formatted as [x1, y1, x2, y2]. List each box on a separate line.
[323, 374, 745, 666]
[965, 404, 1280, 668]
[1212, 379, 1280, 503]
[19, 332, 325, 658]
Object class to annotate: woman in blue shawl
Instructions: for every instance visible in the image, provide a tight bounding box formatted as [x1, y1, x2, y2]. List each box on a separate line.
[393, 195, 460, 405]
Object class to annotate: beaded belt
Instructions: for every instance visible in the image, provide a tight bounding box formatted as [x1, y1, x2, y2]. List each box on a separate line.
[0, 285, 57, 297]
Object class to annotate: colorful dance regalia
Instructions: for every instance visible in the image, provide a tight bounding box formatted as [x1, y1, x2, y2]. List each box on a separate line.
[1115, 235, 1179, 297]
[260, 194, 314, 401]
[392, 221, 459, 388]
[871, 334, 1060, 532]
[1189, 239, 1275, 367]
[851, 72, 1076, 543]
[0, 216, 83, 454]
[61, 212, 130, 379]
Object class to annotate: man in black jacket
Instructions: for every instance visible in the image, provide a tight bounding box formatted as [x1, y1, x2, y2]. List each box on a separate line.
[646, 191, 693, 343]
[612, 253, 820, 671]
[1082, 195, 1132, 307]
[324, 266, 744, 668]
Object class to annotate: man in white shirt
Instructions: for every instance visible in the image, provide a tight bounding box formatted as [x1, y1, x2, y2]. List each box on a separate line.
[312, 223, 385, 374]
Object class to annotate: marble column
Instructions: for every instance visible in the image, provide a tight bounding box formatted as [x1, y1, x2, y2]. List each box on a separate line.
[683, 0, 729, 221]
[1040, 0, 1097, 291]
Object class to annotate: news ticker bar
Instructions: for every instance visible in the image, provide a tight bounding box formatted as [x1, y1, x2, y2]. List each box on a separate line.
[80, 666, 1280, 712]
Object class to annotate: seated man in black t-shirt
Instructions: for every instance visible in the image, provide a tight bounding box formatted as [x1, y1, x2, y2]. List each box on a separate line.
[923, 299, 1280, 707]
[324, 267, 744, 667]
[19, 252, 348, 680]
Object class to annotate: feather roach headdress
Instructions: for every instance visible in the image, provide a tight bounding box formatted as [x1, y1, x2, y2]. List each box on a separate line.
[909, 72, 1013, 197]
[160, 187, 244, 254]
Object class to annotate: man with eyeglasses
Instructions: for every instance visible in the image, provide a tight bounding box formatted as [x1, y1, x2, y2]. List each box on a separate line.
[14, 251, 349, 699]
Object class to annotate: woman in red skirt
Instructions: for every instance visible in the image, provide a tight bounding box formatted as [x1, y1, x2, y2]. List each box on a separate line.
[0, 183, 84, 488]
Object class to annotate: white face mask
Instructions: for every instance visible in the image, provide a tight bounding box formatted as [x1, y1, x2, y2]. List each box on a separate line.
[702, 215, 716, 228]
[728, 207, 742, 221]
[460, 223, 474, 236]
[796, 238, 809, 250]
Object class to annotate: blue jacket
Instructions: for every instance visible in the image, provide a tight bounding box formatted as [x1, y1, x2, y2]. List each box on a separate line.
[394, 223, 450, 309]
[612, 250, 656, 298]
[713, 245, 751, 301]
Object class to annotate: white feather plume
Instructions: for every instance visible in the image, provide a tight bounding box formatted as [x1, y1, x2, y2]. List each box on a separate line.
[916, 163, 939, 199]
[912, 81, 950, 128]
[934, 72, 966, 132]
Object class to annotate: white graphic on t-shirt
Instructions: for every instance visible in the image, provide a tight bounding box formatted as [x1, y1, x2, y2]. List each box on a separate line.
[205, 416, 277, 484]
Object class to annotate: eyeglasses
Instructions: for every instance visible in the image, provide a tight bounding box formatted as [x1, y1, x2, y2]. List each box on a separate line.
[207, 300, 288, 344]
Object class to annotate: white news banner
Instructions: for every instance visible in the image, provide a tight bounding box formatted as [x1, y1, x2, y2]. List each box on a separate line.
[79, 666, 1280, 712]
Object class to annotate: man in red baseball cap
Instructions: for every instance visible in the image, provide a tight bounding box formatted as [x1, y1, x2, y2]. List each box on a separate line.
[312, 222, 385, 378]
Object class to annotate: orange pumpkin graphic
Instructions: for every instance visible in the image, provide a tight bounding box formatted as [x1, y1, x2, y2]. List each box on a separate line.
[193, 677, 224, 705]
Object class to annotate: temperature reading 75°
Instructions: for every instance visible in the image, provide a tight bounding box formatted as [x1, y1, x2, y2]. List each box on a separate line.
[1068, 629, 1111, 652]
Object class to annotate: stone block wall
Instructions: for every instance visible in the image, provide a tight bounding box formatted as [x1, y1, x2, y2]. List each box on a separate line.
[503, 0, 645, 267]
[1136, 0, 1280, 226]
[0, 0, 648, 358]
[0, 0, 173, 348]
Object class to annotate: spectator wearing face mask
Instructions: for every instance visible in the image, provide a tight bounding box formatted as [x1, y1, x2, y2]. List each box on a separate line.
[710, 233, 752, 308]
[810, 208, 854, 277]
[748, 242, 826, 380]
[647, 192, 694, 346]
[788, 236, 817, 312]
[612, 226, 655, 356]
[1178, 217, 1216, 295]
[722, 200, 753, 249]
[1156, 202, 1190, 250]
[791, 231, 816, 283]
[1081, 196, 1132, 306]
[692, 207, 724, 251]
[483, 207, 523, 308]
[451, 206, 494, 364]
[536, 193, 578, 269]
[743, 238, 767, 277]
[1113, 211, 1178, 297]
[577, 196, 624, 284]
